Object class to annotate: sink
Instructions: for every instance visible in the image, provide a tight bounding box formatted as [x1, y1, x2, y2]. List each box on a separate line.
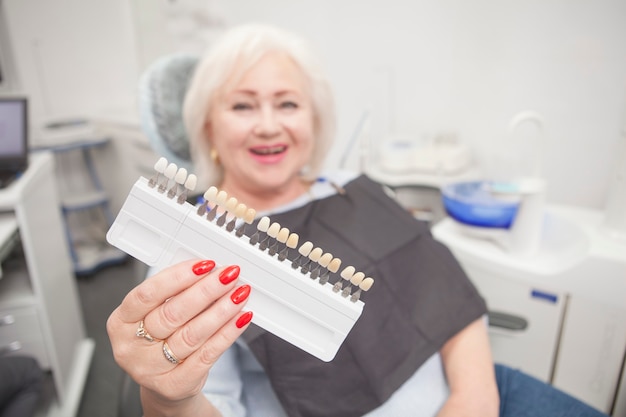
[432, 206, 590, 276]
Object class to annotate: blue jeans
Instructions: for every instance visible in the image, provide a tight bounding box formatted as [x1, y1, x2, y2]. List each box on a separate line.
[496, 364, 609, 417]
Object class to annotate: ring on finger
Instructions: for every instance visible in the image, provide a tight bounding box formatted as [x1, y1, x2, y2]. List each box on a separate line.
[136, 320, 161, 343]
[162, 340, 184, 365]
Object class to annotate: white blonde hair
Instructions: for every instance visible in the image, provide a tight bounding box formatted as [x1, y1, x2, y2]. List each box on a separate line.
[183, 23, 336, 188]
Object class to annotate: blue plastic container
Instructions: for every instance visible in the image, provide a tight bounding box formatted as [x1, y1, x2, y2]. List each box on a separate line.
[441, 181, 520, 228]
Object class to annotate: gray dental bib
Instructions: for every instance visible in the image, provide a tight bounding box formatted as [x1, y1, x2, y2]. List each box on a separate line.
[242, 175, 487, 417]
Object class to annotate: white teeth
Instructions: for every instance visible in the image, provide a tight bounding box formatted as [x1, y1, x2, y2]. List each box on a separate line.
[286, 233, 299, 249]
[350, 272, 365, 286]
[318, 253, 333, 268]
[277, 227, 290, 244]
[252, 145, 286, 155]
[204, 186, 218, 203]
[234, 203, 247, 218]
[360, 277, 374, 291]
[257, 216, 271, 232]
[308, 247, 323, 262]
[243, 208, 256, 224]
[341, 266, 355, 280]
[164, 163, 178, 179]
[267, 222, 281, 238]
[175, 168, 187, 184]
[154, 157, 168, 172]
[184, 174, 197, 191]
[225, 197, 238, 212]
[298, 241, 313, 256]
[216, 190, 228, 206]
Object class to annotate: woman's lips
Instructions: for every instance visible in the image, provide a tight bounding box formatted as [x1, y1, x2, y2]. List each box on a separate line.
[249, 145, 288, 163]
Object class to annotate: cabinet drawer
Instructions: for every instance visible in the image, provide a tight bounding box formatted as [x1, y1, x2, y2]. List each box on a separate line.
[0, 306, 50, 368]
[462, 265, 566, 383]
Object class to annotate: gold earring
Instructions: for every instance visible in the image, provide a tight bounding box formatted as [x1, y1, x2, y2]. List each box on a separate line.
[210, 148, 220, 166]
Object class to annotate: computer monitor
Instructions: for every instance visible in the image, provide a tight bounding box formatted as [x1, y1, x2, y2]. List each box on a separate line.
[0, 96, 28, 178]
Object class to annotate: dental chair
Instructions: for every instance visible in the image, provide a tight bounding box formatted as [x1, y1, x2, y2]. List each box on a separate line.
[117, 53, 199, 417]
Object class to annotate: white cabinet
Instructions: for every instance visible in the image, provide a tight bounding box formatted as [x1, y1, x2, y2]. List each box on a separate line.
[0, 152, 94, 417]
[432, 207, 626, 416]
[462, 265, 566, 383]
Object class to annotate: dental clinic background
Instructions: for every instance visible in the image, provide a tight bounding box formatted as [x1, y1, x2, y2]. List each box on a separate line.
[1, 0, 625, 210]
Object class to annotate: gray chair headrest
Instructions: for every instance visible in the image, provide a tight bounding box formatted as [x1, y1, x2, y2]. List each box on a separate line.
[138, 53, 199, 171]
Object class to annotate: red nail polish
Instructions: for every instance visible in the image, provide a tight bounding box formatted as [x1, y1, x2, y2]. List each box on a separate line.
[236, 311, 253, 328]
[219, 265, 240, 284]
[231, 285, 251, 304]
[192, 260, 216, 275]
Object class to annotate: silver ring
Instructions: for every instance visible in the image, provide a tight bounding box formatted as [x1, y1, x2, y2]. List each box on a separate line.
[162, 341, 183, 365]
[136, 320, 160, 343]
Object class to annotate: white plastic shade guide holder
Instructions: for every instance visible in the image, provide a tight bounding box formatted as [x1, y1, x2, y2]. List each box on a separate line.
[106, 157, 374, 362]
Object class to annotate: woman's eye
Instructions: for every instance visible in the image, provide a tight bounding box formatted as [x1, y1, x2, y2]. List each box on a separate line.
[280, 101, 298, 109]
[232, 103, 253, 111]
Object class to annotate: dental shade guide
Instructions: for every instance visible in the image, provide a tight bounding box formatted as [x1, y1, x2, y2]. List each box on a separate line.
[106, 157, 374, 362]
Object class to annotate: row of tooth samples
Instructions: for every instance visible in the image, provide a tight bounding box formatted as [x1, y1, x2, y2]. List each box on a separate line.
[149, 157, 198, 204]
[252, 216, 375, 302]
[197, 186, 257, 236]
[149, 158, 375, 302]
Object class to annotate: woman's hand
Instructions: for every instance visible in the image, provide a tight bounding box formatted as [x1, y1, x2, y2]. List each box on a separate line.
[106, 259, 253, 417]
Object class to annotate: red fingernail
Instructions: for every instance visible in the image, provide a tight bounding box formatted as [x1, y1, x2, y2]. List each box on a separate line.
[219, 265, 240, 284]
[192, 260, 216, 276]
[231, 285, 251, 304]
[236, 311, 253, 328]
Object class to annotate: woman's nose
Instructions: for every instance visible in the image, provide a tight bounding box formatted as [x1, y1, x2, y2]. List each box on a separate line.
[254, 107, 280, 137]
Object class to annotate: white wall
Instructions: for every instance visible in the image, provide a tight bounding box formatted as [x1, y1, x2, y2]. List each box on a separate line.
[212, 0, 626, 210]
[3, 0, 625, 210]
[2, 0, 139, 124]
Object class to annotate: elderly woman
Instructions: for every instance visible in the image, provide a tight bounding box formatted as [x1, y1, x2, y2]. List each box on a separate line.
[107, 24, 608, 417]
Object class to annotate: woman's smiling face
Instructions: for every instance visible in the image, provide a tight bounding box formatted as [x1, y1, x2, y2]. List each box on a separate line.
[206, 51, 315, 206]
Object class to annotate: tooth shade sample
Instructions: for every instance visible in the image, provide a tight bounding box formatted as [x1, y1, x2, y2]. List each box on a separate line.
[360, 277, 374, 291]
[175, 168, 187, 184]
[277, 228, 290, 243]
[286, 233, 299, 249]
[350, 272, 365, 286]
[298, 241, 313, 256]
[257, 216, 271, 232]
[328, 258, 341, 273]
[308, 247, 323, 262]
[341, 266, 356, 281]
[154, 157, 167, 172]
[184, 174, 197, 191]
